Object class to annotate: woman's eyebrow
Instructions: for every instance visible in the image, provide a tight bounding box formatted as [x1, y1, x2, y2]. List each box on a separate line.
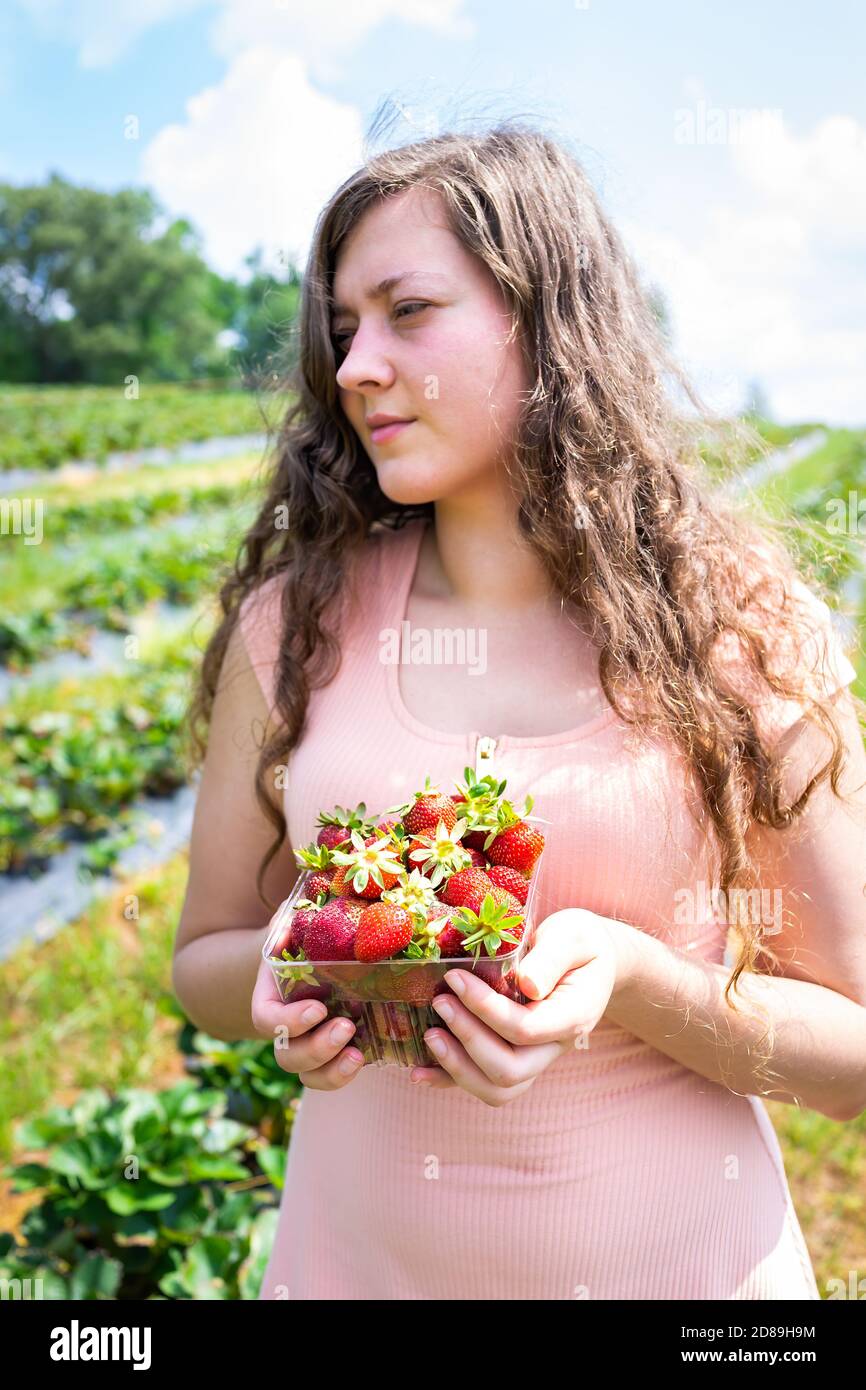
[330, 271, 449, 318]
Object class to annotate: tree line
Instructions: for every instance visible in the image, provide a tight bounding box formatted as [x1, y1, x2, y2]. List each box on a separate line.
[0, 172, 301, 386]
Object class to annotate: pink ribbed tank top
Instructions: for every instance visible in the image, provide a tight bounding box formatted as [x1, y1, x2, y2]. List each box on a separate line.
[239, 518, 853, 1300]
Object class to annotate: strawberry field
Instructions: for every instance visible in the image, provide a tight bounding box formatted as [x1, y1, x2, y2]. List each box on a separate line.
[0, 395, 864, 1297]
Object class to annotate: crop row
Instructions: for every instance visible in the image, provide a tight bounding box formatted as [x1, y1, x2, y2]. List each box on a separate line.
[23, 477, 253, 543]
[0, 654, 194, 876]
[0, 383, 270, 472]
[1, 508, 253, 667]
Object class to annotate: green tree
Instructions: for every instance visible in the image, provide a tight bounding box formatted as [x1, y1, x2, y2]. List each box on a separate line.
[228, 247, 303, 387]
[0, 173, 232, 383]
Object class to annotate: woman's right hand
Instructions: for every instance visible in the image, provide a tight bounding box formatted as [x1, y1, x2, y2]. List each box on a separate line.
[251, 955, 366, 1090]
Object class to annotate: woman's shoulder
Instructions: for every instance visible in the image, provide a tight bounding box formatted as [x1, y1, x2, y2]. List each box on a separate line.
[236, 519, 427, 693]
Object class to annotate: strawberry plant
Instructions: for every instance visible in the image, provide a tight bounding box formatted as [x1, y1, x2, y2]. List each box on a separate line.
[0, 1080, 284, 1300]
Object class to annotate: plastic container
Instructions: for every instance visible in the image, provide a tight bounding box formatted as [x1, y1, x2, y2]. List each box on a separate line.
[262, 857, 543, 1067]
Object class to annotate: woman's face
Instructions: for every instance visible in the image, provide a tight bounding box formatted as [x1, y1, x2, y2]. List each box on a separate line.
[332, 185, 531, 507]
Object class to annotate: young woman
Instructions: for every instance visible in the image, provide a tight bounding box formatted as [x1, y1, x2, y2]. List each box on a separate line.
[173, 124, 866, 1300]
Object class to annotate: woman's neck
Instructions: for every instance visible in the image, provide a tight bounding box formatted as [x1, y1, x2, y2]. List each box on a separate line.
[421, 482, 558, 615]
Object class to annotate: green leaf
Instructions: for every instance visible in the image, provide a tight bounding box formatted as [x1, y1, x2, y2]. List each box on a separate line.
[237, 1209, 280, 1301]
[68, 1252, 123, 1300]
[104, 1180, 179, 1215]
[255, 1145, 287, 1189]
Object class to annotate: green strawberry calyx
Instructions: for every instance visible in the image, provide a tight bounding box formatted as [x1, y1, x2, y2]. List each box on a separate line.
[294, 841, 334, 870]
[451, 893, 524, 961]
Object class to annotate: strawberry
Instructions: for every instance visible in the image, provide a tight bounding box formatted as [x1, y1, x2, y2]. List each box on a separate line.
[316, 824, 349, 851]
[463, 830, 490, 852]
[315, 803, 371, 851]
[441, 867, 494, 915]
[435, 920, 470, 957]
[305, 867, 336, 900]
[331, 829, 404, 898]
[404, 791, 458, 836]
[487, 821, 545, 874]
[486, 865, 530, 904]
[288, 981, 333, 1006]
[288, 906, 317, 953]
[354, 902, 414, 962]
[488, 885, 524, 915]
[303, 900, 360, 961]
[450, 892, 524, 961]
[328, 864, 354, 896]
[465, 847, 488, 869]
[338, 896, 367, 925]
[385, 967, 439, 1005]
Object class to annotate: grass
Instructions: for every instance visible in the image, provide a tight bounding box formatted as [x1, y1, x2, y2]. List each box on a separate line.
[0, 852, 193, 1164]
[767, 1100, 866, 1294]
[757, 428, 866, 511]
[3, 447, 268, 507]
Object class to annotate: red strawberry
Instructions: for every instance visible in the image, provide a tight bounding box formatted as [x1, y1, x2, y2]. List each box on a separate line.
[289, 906, 317, 953]
[287, 981, 332, 1006]
[328, 864, 355, 896]
[465, 847, 488, 869]
[271, 905, 315, 957]
[305, 867, 336, 899]
[338, 897, 367, 925]
[490, 920, 525, 956]
[486, 865, 530, 904]
[435, 921, 470, 957]
[316, 824, 349, 851]
[404, 792, 458, 836]
[488, 885, 524, 915]
[442, 867, 493, 914]
[303, 901, 360, 961]
[487, 821, 544, 874]
[463, 830, 490, 852]
[386, 968, 438, 1005]
[354, 902, 414, 962]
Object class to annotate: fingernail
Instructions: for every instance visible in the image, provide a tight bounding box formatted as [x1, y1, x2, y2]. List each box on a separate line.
[331, 1019, 354, 1043]
[339, 1050, 362, 1074]
[411, 1075, 431, 1086]
[432, 998, 453, 1022]
[446, 971, 466, 995]
[302, 1004, 326, 1024]
[425, 1033, 446, 1058]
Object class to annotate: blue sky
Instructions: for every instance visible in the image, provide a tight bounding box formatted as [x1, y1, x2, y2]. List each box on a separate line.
[2, 0, 864, 422]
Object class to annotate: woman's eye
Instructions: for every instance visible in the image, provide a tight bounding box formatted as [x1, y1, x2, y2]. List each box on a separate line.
[394, 300, 429, 320]
[332, 302, 428, 350]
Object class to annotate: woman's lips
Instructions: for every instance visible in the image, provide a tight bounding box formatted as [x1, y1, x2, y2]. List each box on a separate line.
[370, 419, 415, 444]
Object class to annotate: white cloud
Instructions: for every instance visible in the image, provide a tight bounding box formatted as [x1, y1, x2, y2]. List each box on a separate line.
[14, 0, 473, 71]
[623, 113, 866, 425]
[140, 47, 365, 277]
[211, 0, 473, 80]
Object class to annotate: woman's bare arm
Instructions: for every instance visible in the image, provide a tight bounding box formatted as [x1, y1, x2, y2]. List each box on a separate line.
[172, 617, 300, 1040]
[606, 689, 866, 1121]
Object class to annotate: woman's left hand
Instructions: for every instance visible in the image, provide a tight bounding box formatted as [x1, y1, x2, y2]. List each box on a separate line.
[409, 908, 637, 1105]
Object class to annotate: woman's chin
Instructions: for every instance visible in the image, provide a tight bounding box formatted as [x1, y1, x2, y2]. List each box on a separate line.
[374, 462, 444, 508]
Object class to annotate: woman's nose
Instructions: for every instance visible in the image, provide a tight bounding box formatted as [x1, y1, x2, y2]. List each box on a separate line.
[335, 326, 396, 393]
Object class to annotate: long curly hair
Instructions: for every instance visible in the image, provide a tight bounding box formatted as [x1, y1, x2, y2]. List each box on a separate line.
[186, 119, 864, 1098]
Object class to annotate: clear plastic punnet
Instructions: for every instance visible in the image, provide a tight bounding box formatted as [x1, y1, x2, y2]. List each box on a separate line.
[262, 852, 544, 1069]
